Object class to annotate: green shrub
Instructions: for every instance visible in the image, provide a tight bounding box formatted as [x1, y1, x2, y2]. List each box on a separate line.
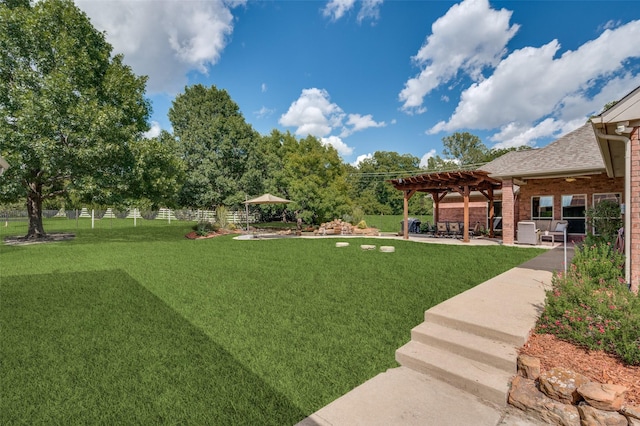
[193, 221, 219, 236]
[351, 206, 365, 226]
[216, 205, 229, 229]
[356, 220, 367, 229]
[536, 241, 640, 365]
[585, 200, 622, 245]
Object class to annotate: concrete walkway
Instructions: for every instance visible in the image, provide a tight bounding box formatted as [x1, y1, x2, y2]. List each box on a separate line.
[297, 245, 573, 426]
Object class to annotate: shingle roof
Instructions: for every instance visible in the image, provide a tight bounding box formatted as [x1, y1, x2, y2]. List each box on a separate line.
[479, 123, 605, 178]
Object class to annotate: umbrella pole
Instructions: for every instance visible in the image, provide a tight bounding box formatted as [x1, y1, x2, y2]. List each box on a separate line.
[245, 194, 249, 232]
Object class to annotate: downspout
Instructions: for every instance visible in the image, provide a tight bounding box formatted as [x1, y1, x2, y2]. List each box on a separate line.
[594, 129, 631, 286]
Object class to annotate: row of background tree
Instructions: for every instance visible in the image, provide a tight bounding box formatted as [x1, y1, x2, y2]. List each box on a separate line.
[0, 0, 527, 237]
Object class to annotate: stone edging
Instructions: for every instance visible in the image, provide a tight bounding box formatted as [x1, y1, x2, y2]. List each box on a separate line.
[509, 354, 639, 425]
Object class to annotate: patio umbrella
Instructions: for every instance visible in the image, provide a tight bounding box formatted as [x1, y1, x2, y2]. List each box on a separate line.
[244, 193, 291, 204]
[244, 193, 291, 230]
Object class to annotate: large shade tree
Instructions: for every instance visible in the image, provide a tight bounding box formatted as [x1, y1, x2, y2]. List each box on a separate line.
[348, 151, 421, 215]
[169, 84, 259, 208]
[0, 0, 150, 238]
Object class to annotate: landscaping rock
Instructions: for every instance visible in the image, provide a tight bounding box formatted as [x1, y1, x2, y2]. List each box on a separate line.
[517, 354, 541, 380]
[335, 242, 349, 247]
[577, 403, 628, 426]
[539, 367, 590, 404]
[314, 219, 379, 236]
[360, 244, 376, 250]
[379, 246, 395, 253]
[577, 382, 628, 412]
[622, 406, 640, 426]
[509, 375, 581, 426]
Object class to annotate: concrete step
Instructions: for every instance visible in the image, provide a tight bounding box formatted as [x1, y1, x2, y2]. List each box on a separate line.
[424, 310, 524, 347]
[396, 340, 512, 406]
[410, 322, 518, 373]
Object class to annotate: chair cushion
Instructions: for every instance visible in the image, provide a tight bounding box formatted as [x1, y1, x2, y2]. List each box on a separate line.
[555, 222, 567, 232]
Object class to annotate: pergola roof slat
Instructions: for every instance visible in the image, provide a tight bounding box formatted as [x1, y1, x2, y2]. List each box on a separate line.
[388, 170, 501, 193]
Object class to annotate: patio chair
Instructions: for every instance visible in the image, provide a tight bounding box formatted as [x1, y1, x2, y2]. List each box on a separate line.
[422, 223, 436, 237]
[436, 222, 448, 237]
[470, 221, 482, 237]
[517, 221, 539, 245]
[448, 221, 461, 238]
[541, 220, 568, 244]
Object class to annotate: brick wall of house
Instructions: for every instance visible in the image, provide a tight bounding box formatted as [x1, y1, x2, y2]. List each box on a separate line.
[517, 173, 624, 225]
[502, 179, 515, 244]
[438, 200, 490, 226]
[630, 127, 640, 294]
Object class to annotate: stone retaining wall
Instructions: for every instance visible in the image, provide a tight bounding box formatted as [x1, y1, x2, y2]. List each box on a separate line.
[509, 354, 640, 425]
[314, 219, 379, 236]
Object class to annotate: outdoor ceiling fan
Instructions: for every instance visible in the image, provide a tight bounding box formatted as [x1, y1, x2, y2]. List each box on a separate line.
[565, 176, 592, 182]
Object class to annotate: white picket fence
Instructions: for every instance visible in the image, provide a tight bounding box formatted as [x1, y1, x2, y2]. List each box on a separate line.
[0, 208, 260, 224]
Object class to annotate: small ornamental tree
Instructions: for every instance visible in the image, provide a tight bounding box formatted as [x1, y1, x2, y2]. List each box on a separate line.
[585, 200, 623, 245]
[0, 0, 150, 238]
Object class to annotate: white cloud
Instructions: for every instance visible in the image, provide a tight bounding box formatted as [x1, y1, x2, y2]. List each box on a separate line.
[261, 83, 268, 93]
[399, 0, 519, 113]
[321, 136, 354, 156]
[430, 19, 640, 144]
[279, 88, 345, 137]
[357, 0, 383, 24]
[76, 0, 245, 94]
[352, 153, 373, 167]
[279, 89, 384, 157]
[255, 106, 275, 119]
[322, 0, 356, 21]
[143, 121, 162, 139]
[340, 113, 386, 137]
[322, 0, 382, 23]
[419, 149, 436, 168]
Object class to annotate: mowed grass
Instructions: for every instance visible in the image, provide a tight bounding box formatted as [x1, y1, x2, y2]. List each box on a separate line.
[0, 219, 544, 424]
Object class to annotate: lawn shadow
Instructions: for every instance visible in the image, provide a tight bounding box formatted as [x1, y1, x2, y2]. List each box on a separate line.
[0, 270, 305, 425]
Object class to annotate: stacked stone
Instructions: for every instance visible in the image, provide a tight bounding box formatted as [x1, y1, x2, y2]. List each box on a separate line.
[509, 354, 639, 425]
[314, 219, 379, 236]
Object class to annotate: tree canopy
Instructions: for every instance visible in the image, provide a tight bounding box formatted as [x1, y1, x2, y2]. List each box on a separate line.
[169, 84, 259, 208]
[0, 0, 150, 237]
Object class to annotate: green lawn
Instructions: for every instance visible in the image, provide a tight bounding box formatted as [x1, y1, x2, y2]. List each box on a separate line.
[0, 219, 543, 424]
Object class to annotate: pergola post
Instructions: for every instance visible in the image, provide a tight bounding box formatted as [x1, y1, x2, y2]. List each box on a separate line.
[488, 188, 495, 238]
[463, 185, 470, 242]
[403, 190, 416, 240]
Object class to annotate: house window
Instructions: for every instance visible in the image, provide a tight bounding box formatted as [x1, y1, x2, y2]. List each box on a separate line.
[593, 193, 621, 205]
[562, 194, 586, 234]
[532, 196, 553, 219]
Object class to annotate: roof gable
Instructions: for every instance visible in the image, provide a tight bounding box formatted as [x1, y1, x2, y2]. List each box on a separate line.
[598, 86, 640, 125]
[479, 123, 604, 179]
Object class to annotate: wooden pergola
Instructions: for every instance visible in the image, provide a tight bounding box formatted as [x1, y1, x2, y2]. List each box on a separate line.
[388, 170, 502, 242]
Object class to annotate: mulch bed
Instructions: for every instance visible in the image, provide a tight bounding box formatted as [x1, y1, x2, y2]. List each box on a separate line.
[3, 233, 76, 246]
[185, 230, 240, 240]
[520, 332, 640, 405]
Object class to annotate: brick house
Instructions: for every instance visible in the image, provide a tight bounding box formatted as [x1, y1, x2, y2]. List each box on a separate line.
[590, 85, 640, 293]
[390, 85, 639, 293]
[479, 122, 624, 244]
[434, 123, 623, 240]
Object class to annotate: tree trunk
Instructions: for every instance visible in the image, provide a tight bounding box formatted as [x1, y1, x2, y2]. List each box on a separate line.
[26, 184, 46, 239]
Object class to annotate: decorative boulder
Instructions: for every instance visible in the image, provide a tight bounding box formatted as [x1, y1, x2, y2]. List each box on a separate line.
[517, 354, 541, 380]
[577, 382, 627, 412]
[538, 367, 590, 404]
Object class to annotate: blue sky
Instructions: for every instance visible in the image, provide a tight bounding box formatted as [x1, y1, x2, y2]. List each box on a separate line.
[76, 0, 640, 167]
